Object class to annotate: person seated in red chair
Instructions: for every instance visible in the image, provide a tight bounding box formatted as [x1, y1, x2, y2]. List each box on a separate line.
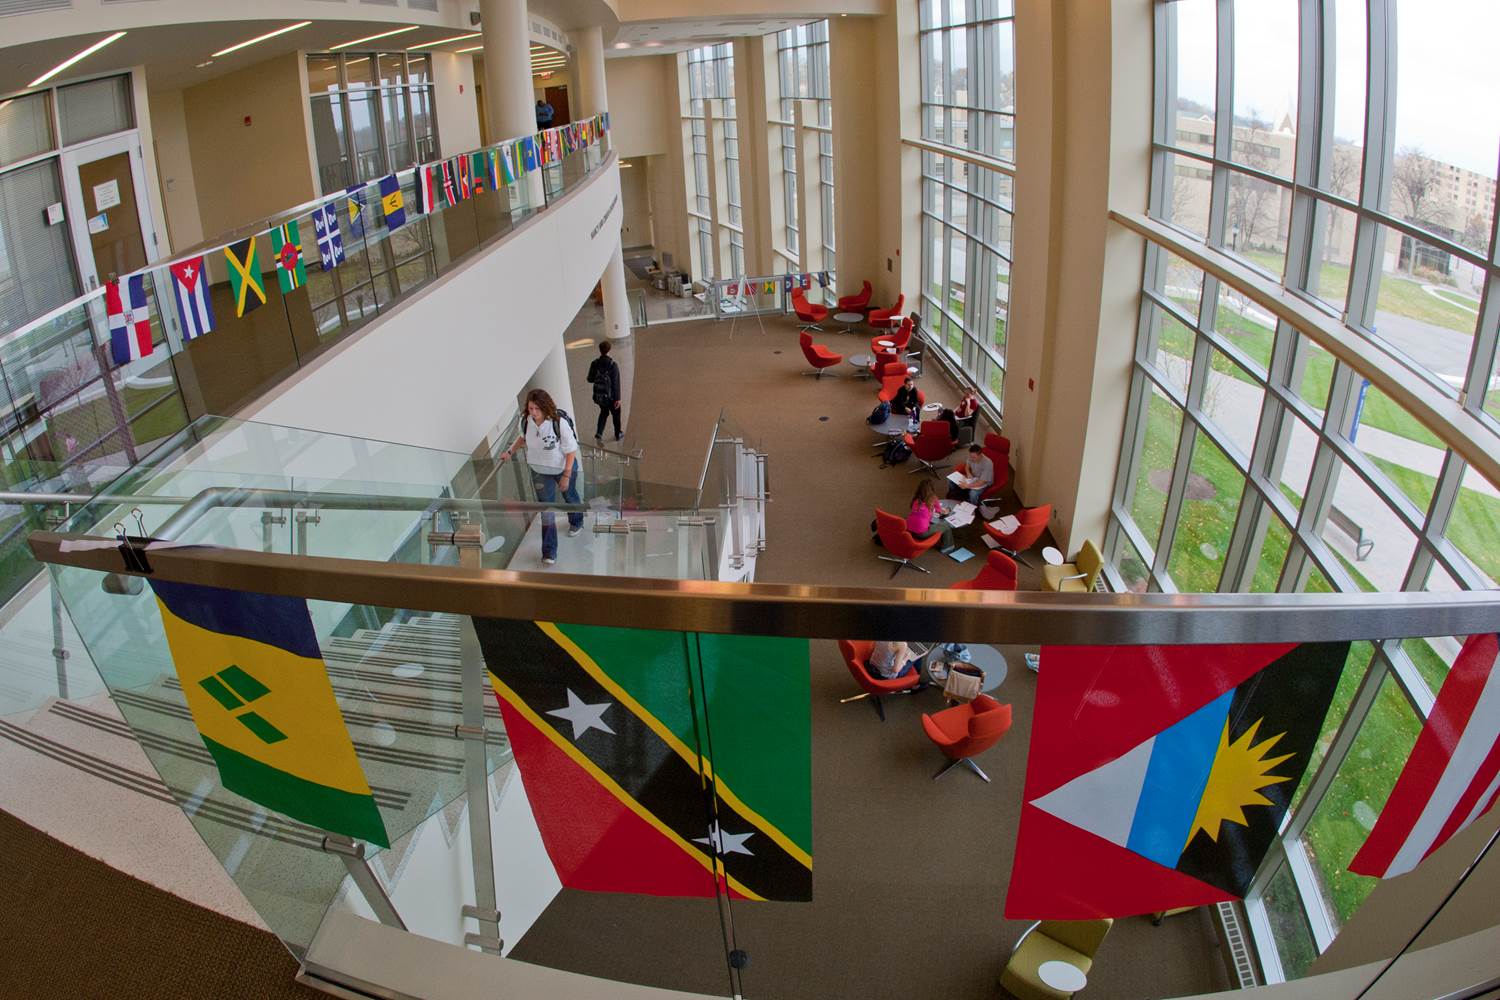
[954, 388, 980, 443]
[868, 640, 926, 682]
[889, 376, 921, 415]
[947, 443, 994, 505]
[907, 479, 954, 552]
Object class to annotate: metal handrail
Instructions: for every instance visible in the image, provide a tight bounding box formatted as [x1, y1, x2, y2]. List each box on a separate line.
[27, 529, 1500, 645]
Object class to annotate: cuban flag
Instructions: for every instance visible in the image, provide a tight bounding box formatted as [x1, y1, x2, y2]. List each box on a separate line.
[168, 257, 215, 340]
[313, 203, 344, 271]
[106, 275, 154, 366]
[1351, 634, 1500, 878]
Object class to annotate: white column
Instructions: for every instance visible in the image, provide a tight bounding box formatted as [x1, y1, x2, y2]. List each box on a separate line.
[526, 337, 575, 420]
[480, 0, 544, 202]
[575, 23, 632, 338]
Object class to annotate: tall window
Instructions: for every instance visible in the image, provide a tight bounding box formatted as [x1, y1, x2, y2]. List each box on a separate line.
[918, 0, 1016, 409]
[774, 22, 834, 273]
[684, 43, 741, 281]
[1110, 0, 1500, 980]
[308, 52, 438, 194]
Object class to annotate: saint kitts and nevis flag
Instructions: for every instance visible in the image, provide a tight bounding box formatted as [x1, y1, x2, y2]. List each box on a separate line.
[149, 579, 390, 847]
[473, 618, 813, 902]
[1006, 641, 1348, 917]
[1351, 633, 1500, 879]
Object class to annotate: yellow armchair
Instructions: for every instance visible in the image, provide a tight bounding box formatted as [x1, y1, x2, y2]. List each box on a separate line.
[1000, 918, 1112, 1000]
[1042, 539, 1103, 593]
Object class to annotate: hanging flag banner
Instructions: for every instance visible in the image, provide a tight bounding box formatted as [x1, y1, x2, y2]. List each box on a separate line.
[379, 173, 406, 230]
[224, 237, 266, 317]
[476, 149, 497, 193]
[1006, 641, 1348, 918]
[817, 272, 830, 289]
[270, 221, 307, 293]
[521, 136, 539, 173]
[150, 580, 390, 847]
[414, 163, 436, 216]
[763, 280, 775, 294]
[344, 183, 367, 238]
[105, 274, 154, 365]
[312, 204, 345, 271]
[475, 619, 813, 902]
[168, 256, 215, 340]
[498, 143, 517, 185]
[1351, 633, 1500, 878]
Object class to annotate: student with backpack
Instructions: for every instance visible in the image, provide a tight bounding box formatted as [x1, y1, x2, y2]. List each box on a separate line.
[499, 388, 584, 565]
[586, 341, 623, 443]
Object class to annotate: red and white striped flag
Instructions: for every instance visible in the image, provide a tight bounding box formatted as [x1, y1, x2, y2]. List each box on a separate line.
[1350, 633, 1500, 878]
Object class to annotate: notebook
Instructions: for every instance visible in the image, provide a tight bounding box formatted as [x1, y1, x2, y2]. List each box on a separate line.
[945, 547, 977, 563]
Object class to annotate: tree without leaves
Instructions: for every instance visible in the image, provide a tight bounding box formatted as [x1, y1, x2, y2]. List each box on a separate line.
[1391, 146, 1449, 274]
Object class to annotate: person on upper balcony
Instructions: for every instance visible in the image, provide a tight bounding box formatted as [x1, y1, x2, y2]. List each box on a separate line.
[536, 99, 555, 129]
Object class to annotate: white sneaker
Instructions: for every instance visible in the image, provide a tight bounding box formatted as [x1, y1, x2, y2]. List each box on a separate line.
[568, 524, 583, 537]
[542, 557, 556, 565]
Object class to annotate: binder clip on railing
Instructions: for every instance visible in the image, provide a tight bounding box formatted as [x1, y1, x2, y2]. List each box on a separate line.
[105, 517, 152, 595]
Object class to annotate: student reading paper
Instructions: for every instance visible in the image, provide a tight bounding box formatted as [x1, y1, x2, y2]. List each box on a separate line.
[947, 444, 994, 505]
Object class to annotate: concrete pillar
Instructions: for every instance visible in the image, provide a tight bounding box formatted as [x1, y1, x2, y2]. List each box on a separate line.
[576, 23, 632, 338]
[480, 0, 543, 202]
[526, 336, 574, 420]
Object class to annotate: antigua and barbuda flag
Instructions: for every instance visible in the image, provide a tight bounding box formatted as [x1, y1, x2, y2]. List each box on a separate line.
[474, 619, 812, 902]
[1006, 641, 1348, 918]
[312, 203, 344, 271]
[149, 579, 389, 847]
[1351, 633, 1500, 878]
[105, 274, 153, 365]
[168, 256, 215, 340]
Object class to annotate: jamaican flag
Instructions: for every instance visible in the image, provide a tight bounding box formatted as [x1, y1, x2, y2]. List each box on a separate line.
[224, 236, 266, 317]
[270, 221, 307, 293]
[474, 619, 812, 901]
[151, 580, 389, 846]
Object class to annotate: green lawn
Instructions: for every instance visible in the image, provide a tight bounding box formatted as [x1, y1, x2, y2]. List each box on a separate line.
[1245, 250, 1478, 335]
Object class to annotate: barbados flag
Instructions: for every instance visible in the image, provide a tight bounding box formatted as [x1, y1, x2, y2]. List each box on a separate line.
[1006, 641, 1347, 917]
[475, 619, 812, 901]
[150, 580, 389, 847]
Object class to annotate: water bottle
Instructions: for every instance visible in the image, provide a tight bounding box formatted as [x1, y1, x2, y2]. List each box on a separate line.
[908, 407, 919, 433]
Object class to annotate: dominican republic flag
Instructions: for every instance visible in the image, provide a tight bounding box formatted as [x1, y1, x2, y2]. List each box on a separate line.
[168, 256, 215, 340]
[1351, 634, 1500, 878]
[474, 619, 813, 902]
[1007, 641, 1347, 917]
[312, 203, 344, 271]
[105, 274, 154, 365]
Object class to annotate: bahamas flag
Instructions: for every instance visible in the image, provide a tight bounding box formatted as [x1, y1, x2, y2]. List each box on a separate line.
[1006, 642, 1347, 917]
[474, 619, 812, 901]
[150, 580, 390, 847]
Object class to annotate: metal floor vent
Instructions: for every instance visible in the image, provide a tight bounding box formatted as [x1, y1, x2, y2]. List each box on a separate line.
[1217, 901, 1261, 989]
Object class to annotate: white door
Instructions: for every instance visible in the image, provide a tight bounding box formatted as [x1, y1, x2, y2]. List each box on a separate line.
[59, 132, 159, 291]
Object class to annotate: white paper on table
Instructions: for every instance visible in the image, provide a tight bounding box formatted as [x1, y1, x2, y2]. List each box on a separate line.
[946, 501, 977, 527]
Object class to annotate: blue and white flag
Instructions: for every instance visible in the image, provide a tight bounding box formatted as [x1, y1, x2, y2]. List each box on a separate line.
[168, 256, 215, 340]
[313, 203, 345, 271]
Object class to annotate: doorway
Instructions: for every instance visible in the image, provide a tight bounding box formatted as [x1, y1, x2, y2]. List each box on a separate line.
[60, 133, 158, 290]
[543, 86, 571, 126]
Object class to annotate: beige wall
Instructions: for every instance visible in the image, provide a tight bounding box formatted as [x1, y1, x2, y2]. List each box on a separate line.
[646, 151, 689, 270]
[431, 52, 481, 157]
[830, 16, 881, 295]
[603, 56, 674, 158]
[618, 157, 653, 247]
[145, 87, 205, 252]
[181, 52, 315, 237]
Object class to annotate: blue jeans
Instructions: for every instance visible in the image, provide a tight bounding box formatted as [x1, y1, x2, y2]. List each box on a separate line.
[533, 471, 583, 559]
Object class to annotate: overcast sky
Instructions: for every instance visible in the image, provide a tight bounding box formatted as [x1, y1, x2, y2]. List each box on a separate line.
[1172, 0, 1499, 178]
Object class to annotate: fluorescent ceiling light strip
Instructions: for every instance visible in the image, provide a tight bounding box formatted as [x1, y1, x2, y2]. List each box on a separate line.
[455, 45, 483, 54]
[406, 32, 479, 50]
[211, 22, 310, 59]
[330, 26, 419, 51]
[28, 31, 127, 87]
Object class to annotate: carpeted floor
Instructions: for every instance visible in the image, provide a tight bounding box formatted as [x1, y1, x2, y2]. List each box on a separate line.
[0, 808, 320, 999]
[508, 313, 1235, 999]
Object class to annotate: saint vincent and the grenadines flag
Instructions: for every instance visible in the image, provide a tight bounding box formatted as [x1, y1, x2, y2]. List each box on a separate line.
[1007, 641, 1347, 918]
[474, 619, 812, 902]
[150, 579, 389, 847]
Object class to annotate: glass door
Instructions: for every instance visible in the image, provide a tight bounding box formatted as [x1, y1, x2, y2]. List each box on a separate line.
[59, 132, 158, 289]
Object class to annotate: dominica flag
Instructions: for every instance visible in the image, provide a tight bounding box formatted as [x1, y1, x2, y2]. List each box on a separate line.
[1351, 633, 1500, 878]
[379, 173, 406, 230]
[344, 183, 367, 237]
[168, 256, 215, 340]
[149, 580, 389, 847]
[270, 221, 307, 293]
[474, 619, 812, 901]
[312, 203, 344, 271]
[224, 237, 266, 317]
[105, 274, 153, 365]
[1006, 641, 1347, 917]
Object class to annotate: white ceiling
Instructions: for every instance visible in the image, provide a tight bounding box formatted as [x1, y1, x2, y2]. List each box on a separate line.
[607, 16, 817, 57]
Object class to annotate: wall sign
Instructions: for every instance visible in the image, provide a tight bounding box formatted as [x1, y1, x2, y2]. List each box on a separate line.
[87, 213, 110, 234]
[93, 179, 121, 211]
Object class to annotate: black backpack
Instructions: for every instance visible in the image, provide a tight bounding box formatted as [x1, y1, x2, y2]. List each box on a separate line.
[588, 358, 617, 405]
[882, 438, 911, 466]
[867, 401, 891, 425]
[519, 408, 577, 443]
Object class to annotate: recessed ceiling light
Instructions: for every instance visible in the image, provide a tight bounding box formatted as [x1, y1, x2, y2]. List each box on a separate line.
[406, 32, 480, 50]
[644, 41, 663, 47]
[211, 22, 310, 59]
[330, 26, 419, 51]
[28, 30, 126, 87]
[612, 42, 631, 49]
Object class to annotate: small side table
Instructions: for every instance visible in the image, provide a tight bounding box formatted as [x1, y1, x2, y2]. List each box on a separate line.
[1037, 960, 1088, 993]
[1041, 546, 1064, 566]
[834, 311, 866, 329]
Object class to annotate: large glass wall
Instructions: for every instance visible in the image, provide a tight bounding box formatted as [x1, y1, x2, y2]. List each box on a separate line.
[774, 22, 834, 274]
[918, 0, 1016, 409]
[308, 52, 439, 194]
[683, 44, 741, 281]
[1109, 0, 1500, 980]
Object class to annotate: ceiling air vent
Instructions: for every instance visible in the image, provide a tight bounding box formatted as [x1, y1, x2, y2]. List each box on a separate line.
[0, 0, 71, 16]
[407, 0, 437, 9]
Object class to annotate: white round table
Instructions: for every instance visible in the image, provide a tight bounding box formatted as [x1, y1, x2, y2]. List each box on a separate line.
[922, 402, 943, 413]
[1037, 960, 1088, 992]
[834, 311, 865, 327]
[876, 339, 895, 351]
[848, 353, 873, 373]
[1042, 546, 1064, 566]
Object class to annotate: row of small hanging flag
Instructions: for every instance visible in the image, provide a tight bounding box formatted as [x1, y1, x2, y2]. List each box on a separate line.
[103, 113, 612, 366]
[723, 272, 830, 298]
